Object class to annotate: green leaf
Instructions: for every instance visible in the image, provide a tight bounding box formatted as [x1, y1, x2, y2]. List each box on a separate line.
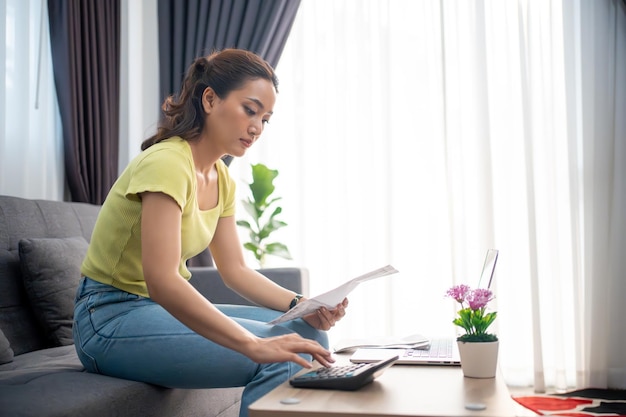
[264, 242, 292, 260]
[236, 219, 252, 230]
[452, 305, 498, 338]
[241, 200, 259, 223]
[250, 163, 278, 206]
[268, 206, 283, 218]
[259, 219, 288, 239]
[242, 242, 262, 261]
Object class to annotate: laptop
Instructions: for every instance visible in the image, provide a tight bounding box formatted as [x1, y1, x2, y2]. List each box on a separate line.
[350, 249, 499, 366]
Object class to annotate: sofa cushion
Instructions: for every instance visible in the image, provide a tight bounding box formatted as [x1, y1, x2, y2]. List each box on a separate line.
[0, 328, 13, 364]
[0, 248, 49, 356]
[0, 195, 101, 355]
[18, 237, 88, 346]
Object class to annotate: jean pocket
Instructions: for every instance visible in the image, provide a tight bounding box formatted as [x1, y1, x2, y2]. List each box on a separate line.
[86, 291, 143, 337]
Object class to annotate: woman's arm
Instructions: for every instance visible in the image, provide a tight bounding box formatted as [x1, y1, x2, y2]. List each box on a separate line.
[209, 215, 300, 311]
[209, 215, 349, 330]
[140, 191, 333, 367]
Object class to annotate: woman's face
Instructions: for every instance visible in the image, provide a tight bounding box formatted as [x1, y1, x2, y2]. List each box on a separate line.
[202, 78, 276, 158]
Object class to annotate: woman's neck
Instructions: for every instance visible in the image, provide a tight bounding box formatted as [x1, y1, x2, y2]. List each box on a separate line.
[188, 138, 222, 175]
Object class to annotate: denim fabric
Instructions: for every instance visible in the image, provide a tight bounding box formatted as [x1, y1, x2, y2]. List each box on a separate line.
[73, 277, 328, 417]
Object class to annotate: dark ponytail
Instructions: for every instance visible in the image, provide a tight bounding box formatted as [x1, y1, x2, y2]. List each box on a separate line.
[141, 49, 278, 151]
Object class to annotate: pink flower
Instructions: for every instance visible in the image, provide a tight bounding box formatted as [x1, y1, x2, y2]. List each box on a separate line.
[466, 288, 494, 310]
[446, 284, 498, 341]
[445, 284, 471, 303]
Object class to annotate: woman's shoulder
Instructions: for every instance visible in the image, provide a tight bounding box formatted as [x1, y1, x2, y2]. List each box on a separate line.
[134, 137, 191, 166]
[121, 137, 195, 207]
[142, 136, 188, 154]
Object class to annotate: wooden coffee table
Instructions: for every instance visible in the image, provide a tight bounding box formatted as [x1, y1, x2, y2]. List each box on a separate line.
[249, 354, 517, 417]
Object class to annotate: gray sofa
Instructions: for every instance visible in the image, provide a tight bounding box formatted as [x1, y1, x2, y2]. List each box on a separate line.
[0, 194, 308, 417]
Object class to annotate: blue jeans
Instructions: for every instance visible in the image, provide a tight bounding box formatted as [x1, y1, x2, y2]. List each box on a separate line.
[73, 277, 328, 417]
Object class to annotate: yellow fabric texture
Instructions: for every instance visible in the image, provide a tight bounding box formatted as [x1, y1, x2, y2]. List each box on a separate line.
[81, 137, 236, 297]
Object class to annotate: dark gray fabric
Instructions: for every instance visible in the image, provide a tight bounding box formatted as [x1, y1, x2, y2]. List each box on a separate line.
[187, 248, 215, 267]
[0, 346, 244, 417]
[190, 266, 305, 306]
[157, 0, 301, 103]
[47, 0, 121, 204]
[0, 196, 100, 355]
[0, 250, 48, 356]
[19, 237, 89, 346]
[0, 328, 13, 364]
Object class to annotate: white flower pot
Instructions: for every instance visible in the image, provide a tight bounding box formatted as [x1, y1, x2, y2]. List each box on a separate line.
[457, 340, 499, 378]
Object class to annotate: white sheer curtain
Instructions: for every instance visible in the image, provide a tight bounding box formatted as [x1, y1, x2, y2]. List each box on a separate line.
[0, 0, 64, 200]
[234, 0, 626, 391]
[576, 0, 626, 391]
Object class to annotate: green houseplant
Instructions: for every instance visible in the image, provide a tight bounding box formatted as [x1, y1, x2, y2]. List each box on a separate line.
[446, 284, 499, 378]
[445, 284, 498, 342]
[237, 163, 292, 267]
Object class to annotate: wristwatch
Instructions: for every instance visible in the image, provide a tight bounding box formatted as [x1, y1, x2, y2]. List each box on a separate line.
[289, 293, 303, 310]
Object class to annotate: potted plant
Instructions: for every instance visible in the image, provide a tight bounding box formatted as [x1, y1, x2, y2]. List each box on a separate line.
[445, 284, 499, 378]
[237, 163, 292, 267]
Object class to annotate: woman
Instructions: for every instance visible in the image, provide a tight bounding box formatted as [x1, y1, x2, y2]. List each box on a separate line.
[73, 49, 348, 417]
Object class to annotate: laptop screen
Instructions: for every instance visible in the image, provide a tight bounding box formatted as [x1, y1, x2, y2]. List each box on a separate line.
[477, 249, 499, 289]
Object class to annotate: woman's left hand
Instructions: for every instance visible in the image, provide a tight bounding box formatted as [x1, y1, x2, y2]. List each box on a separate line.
[303, 298, 349, 330]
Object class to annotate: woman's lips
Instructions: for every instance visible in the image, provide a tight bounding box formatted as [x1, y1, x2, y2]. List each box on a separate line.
[240, 138, 252, 148]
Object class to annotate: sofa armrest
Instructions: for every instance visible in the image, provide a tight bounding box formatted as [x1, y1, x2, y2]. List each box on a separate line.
[188, 267, 310, 306]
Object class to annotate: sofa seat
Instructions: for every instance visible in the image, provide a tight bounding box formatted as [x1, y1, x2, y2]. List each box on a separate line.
[0, 345, 244, 417]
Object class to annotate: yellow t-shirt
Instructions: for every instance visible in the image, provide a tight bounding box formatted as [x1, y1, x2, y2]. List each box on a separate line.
[81, 137, 236, 297]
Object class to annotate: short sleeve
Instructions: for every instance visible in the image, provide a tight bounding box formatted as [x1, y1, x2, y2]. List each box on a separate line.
[126, 146, 194, 210]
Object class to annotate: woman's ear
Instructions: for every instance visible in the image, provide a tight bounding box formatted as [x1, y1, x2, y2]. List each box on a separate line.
[202, 87, 216, 114]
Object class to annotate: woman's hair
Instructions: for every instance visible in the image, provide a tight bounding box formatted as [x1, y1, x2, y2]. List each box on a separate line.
[141, 49, 278, 151]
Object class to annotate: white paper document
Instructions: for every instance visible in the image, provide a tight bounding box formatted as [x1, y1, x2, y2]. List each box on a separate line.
[332, 334, 430, 353]
[268, 265, 399, 325]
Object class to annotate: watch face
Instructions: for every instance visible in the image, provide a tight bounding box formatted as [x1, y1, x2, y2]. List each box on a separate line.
[290, 294, 302, 309]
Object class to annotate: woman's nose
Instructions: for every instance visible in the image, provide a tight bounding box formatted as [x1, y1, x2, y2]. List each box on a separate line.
[249, 123, 262, 138]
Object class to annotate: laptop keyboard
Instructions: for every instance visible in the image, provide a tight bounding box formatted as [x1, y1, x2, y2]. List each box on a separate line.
[403, 338, 453, 359]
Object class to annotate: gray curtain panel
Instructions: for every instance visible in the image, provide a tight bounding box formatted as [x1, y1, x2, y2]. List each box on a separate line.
[157, 0, 301, 103]
[47, 0, 121, 205]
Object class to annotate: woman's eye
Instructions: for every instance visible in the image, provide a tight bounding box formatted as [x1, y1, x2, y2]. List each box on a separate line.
[244, 106, 256, 116]
[262, 119, 270, 125]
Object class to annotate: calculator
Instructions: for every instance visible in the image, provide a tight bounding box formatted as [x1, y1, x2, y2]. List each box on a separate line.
[289, 354, 399, 390]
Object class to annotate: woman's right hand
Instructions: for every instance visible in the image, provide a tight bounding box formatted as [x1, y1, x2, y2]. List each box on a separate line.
[242, 333, 335, 369]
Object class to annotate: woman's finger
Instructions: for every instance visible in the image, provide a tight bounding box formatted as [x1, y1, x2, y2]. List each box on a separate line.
[312, 352, 335, 367]
[317, 308, 334, 329]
